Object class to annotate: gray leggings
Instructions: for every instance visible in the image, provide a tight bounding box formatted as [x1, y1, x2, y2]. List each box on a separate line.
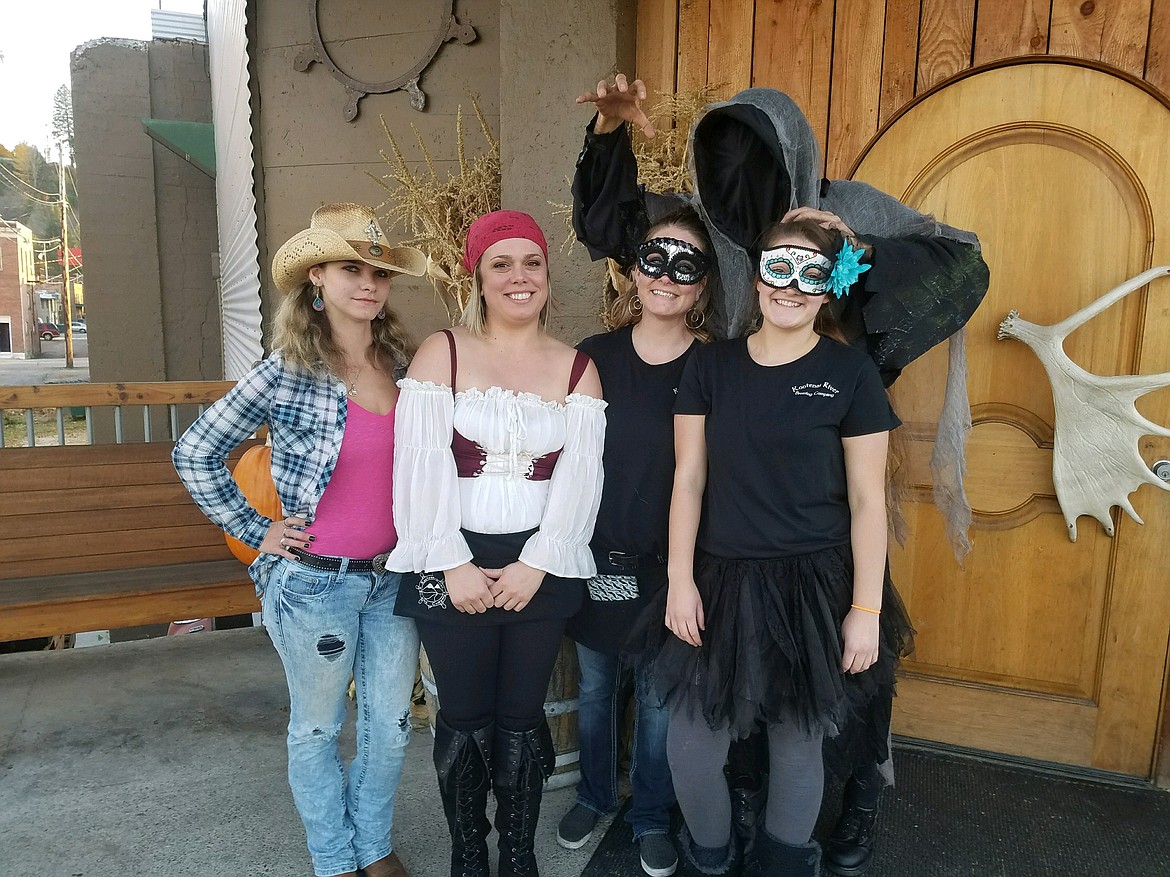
[667, 701, 824, 847]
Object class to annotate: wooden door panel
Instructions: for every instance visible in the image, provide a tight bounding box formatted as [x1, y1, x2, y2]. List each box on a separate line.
[894, 675, 1097, 765]
[895, 503, 1112, 698]
[855, 62, 1170, 775]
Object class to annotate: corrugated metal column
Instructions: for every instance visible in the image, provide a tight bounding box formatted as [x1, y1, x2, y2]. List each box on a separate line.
[207, 0, 265, 379]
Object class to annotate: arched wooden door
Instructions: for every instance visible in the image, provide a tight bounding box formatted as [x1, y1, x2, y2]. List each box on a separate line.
[853, 61, 1170, 777]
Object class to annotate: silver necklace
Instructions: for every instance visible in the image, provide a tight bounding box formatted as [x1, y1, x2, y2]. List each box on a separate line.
[344, 366, 361, 398]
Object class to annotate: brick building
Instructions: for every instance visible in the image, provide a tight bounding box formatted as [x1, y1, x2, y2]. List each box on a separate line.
[0, 219, 38, 358]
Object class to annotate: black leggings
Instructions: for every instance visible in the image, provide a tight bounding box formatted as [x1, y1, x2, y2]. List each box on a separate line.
[417, 618, 567, 732]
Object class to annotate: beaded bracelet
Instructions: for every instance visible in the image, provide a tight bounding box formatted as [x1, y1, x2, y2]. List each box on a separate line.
[850, 603, 881, 615]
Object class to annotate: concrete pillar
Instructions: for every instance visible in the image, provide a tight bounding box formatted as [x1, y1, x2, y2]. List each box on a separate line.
[498, 0, 635, 343]
[72, 38, 220, 383]
[147, 41, 221, 381]
[72, 40, 169, 382]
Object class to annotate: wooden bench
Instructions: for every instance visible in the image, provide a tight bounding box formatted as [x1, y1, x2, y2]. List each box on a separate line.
[0, 382, 261, 641]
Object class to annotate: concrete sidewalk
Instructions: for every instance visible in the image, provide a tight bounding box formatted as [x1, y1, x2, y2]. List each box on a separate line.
[0, 628, 609, 877]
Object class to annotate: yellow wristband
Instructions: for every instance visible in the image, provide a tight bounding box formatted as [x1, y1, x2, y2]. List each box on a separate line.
[851, 603, 881, 615]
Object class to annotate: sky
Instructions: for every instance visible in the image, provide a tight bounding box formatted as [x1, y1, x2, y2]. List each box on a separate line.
[0, 0, 205, 154]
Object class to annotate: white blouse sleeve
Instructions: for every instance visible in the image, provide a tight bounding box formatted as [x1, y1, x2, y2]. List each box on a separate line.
[519, 393, 607, 578]
[385, 378, 473, 573]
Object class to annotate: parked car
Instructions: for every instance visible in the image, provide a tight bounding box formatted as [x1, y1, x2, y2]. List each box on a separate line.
[37, 322, 61, 340]
[71, 321, 87, 335]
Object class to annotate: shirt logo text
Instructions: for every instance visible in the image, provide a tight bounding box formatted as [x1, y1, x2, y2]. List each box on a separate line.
[792, 381, 839, 398]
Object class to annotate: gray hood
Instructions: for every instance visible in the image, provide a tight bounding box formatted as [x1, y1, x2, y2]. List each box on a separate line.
[681, 87, 977, 338]
[686, 88, 821, 336]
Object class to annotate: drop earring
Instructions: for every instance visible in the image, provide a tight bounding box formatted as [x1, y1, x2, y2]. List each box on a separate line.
[376, 307, 386, 320]
[312, 287, 325, 312]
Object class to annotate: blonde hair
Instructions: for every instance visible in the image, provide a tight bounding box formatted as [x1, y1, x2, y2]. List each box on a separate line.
[459, 263, 553, 337]
[272, 271, 416, 377]
[604, 207, 716, 342]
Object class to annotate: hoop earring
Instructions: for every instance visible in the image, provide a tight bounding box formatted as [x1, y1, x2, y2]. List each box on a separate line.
[376, 307, 386, 320]
[685, 306, 705, 330]
[311, 287, 325, 312]
[629, 294, 643, 316]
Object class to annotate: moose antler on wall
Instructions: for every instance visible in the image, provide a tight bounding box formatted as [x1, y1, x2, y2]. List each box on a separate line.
[997, 266, 1170, 541]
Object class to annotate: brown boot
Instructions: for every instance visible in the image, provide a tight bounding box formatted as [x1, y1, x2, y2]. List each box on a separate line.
[361, 852, 408, 877]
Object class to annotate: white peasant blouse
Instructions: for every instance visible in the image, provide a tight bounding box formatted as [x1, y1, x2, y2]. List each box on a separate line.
[385, 378, 607, 579]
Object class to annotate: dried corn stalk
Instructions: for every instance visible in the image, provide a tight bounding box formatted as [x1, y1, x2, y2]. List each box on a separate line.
[370, 99, 499, 321]
[631, 85, 721, 194]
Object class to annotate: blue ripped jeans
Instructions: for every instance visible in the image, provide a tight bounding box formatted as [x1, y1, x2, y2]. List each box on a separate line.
[261, 557, 420, 877]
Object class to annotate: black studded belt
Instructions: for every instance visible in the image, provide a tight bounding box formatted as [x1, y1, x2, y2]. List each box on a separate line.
[290, 548, 378, 573]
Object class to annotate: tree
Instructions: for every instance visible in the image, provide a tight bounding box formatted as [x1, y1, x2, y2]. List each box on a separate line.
[12, 143, 57, 197]
[52, 86, 75, 163]
[0, 142, 71, 276]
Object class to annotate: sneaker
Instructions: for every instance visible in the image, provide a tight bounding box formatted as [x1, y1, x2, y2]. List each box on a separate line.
[639, 833, 678, 877]
[556, 803, 600, 850]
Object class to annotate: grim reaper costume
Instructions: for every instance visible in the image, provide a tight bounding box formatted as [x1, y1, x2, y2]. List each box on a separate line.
[570, 88, 990, 877]
[572, 87, 989, 382]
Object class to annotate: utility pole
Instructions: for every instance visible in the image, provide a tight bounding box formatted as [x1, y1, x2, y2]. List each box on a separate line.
[59, 144, 75, 369]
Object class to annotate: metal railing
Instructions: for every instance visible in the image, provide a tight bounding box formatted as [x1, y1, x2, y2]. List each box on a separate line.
[0, 382, 237, 448]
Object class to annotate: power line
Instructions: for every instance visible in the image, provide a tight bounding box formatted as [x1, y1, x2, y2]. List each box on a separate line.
[0, 161, 59, 200]
[0, 162, 58, 197]
[0, 174, 59, 206]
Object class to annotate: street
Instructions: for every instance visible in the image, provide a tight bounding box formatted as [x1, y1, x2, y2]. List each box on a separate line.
[0, 335, 89, 385]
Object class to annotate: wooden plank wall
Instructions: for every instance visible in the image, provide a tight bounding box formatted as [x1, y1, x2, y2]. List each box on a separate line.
[636, 0, 1170, 178]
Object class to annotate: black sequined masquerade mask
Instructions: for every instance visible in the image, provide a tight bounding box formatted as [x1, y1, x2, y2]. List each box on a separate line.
[636, 237, 712, 286]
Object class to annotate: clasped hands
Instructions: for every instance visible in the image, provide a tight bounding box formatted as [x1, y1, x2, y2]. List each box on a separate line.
[443, 561, 545, 614]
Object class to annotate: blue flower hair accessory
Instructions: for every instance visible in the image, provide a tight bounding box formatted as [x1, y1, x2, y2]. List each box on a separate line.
[828, 240, 871, 299]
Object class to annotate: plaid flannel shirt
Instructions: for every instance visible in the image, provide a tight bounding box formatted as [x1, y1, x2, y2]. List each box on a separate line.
[172, 352, 347, 555]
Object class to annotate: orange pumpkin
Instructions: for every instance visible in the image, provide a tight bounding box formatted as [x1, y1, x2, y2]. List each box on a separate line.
[225, 444, 283, 565]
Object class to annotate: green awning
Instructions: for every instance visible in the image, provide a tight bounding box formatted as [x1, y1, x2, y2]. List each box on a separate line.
[141, 119, 216, 177]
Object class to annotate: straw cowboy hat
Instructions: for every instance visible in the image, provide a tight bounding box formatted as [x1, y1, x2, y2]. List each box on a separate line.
[271, 202, 428, 294]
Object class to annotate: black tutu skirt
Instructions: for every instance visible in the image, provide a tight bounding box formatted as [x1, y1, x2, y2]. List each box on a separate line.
[638, 543, 913, 773]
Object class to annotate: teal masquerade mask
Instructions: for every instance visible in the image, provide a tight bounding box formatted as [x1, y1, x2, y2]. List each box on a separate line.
[758, 241, 871, 299]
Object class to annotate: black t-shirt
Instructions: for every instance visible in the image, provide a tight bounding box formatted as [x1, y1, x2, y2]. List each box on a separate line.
[569, 327, 698, 654]
[578, 326, 698, 560]
[675, 335, 899, 559]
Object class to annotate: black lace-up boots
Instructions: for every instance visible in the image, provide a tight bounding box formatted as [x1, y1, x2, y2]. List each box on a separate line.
[492, 722, 556, 877]
[434, 714, 494, 877]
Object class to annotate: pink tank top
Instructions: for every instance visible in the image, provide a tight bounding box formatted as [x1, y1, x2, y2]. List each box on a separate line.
[306, 400, 397, 559]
